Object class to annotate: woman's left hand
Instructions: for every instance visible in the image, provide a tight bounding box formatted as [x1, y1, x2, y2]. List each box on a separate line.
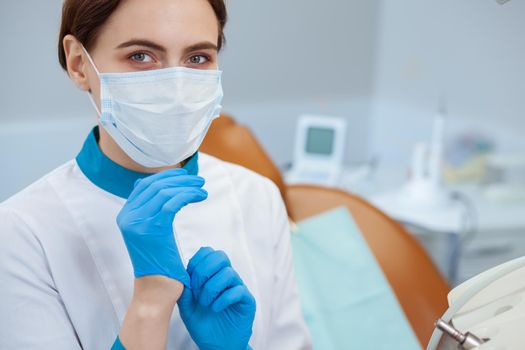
[178, 247, 256, 350]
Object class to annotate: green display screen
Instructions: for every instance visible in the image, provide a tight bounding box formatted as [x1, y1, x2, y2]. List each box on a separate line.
[305, 127, 335, 155]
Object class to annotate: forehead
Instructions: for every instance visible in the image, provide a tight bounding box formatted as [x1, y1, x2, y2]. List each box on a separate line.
[95, 0, 219, 49]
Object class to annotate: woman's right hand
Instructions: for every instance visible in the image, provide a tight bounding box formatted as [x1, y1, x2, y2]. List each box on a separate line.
[117, 167, 208, 288]
[116, 168, 207, 350]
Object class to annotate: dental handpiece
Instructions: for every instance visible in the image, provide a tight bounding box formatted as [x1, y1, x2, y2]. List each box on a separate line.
[435, 319, 487, 349]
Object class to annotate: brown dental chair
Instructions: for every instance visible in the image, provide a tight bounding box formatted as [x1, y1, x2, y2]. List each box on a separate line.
[200, 115, 449, 347]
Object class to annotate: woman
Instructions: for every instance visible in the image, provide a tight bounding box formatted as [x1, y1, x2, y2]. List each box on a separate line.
[0, 0, 312, 349]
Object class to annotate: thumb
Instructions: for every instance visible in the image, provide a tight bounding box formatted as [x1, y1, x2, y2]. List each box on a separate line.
[177, 287, 195, 311]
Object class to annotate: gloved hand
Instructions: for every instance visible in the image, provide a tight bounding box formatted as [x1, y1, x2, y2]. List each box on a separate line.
[178, 247, 256, 350]
[116, 168, 207, 287]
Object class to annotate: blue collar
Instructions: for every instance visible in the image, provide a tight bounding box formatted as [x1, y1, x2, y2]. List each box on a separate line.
[76, 127, 199, 199]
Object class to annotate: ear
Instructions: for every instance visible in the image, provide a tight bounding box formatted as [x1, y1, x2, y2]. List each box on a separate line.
[62, 34, 93, 92]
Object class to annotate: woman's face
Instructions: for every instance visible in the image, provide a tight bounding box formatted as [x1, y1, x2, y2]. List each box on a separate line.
[65, 0, 220, 105]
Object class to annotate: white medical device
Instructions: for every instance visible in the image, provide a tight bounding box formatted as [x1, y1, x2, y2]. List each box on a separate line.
[286, 115, 347, 187]
[427, 256, 525, 349]
[371, 113, 458, 233]
[401, 115, 450, 209]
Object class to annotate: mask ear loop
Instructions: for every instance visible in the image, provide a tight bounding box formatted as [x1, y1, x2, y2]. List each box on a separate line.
[81, 45, 101, 75]
[81, 45, 103, 117]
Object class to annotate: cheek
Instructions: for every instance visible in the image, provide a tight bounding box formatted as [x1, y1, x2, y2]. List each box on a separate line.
[85, 71, 102, 106]
[91, 86, 102, 111]
[85, 67, 98, 88]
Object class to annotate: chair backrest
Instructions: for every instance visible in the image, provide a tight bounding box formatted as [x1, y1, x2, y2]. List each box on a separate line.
[286, 185, 449, 346]
[201, 116, 449, 346]
[200, 115, 288, 204]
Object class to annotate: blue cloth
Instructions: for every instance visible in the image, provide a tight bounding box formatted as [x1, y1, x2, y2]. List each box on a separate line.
[291, 207, 422, 350]
[76, 126, 199, 199]
[110, 336, 126, 350]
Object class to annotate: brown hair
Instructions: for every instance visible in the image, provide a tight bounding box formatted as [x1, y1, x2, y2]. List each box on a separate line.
[58, 0, 227, 71]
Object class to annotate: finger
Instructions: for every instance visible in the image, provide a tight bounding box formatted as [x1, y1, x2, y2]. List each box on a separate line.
[153, 188, 208, 225]
[211, 285, 256, 314]
[198, 266, 243, 307]
[139, 186, 207, 216]
[187, 247, 215, 275]
[190, 250, 231, 300]
[177, 286, 196, 312]
[132, 175, 205, 208]
[127, 168, 188, 202]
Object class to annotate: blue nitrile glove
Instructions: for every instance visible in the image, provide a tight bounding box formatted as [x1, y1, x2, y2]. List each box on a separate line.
[116, 168, 207, 287]
[178, 247, 256, 350]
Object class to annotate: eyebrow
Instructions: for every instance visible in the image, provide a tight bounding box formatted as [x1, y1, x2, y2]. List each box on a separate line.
[115, 39, 218, 54]
[182, 42, 218, 55]
[116, 39, 167, 52]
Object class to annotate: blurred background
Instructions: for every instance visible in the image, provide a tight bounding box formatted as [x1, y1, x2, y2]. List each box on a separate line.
[1, 0, 524, 286]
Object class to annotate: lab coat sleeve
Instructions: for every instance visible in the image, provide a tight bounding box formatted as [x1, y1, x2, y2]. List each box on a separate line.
[264, 180, 313, 350]
[0, 208, 82, 350]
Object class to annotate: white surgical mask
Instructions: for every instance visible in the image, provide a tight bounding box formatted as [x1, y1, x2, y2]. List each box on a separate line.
[82, 47, 223, 168]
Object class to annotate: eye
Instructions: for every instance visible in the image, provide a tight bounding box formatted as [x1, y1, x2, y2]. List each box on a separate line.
[130, 52, 154, 63]
[188, 55, 209, 65]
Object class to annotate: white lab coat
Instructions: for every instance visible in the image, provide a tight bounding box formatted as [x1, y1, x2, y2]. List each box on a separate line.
[0, 152, 312, 349]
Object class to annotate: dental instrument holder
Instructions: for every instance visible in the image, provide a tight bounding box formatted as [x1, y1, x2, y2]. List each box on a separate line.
[428, 257, 525, 349]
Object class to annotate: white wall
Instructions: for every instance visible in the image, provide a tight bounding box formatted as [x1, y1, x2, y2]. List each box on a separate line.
[221, 0, 380, 103]
[369, 0, 525, 175]
[220, 0, 381, 168]
[0, 119, 95, 201]
[5, 0, 523, 202]
[0, 0, 381, 201]
[0, 0, 93, 122]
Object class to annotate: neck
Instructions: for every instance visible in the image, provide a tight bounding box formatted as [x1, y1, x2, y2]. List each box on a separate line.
[97, 123, 182, 174]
